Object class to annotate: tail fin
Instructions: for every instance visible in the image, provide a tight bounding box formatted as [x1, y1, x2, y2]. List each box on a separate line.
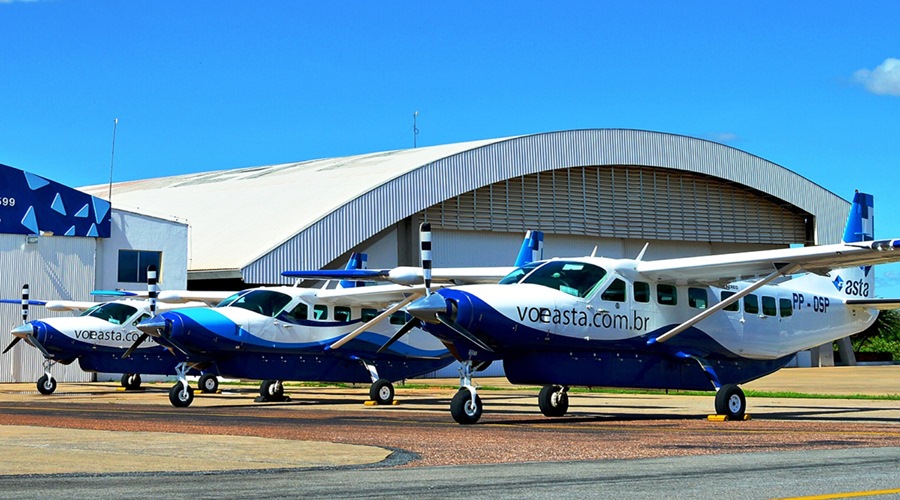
[835, 192, 875, 296]
[842, 191, 874, 243]
[339, 252, 368, 289]
[515, 230, 544, 267]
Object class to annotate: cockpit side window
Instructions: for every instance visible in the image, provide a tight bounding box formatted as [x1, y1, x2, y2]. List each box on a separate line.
[520, 261, 608, 298]
[224, 290, 293, 317]
[499, 261, 543, 285]
[83, 302, 139, 325]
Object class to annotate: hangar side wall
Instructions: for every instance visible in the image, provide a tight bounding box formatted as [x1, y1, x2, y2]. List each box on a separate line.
[0, 234, 95, 383]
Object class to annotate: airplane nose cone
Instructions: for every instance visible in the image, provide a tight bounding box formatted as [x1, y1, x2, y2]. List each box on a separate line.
[10, 322, 33, 338]
[137, 315, 168, 337]
[407, 293, 449, 324]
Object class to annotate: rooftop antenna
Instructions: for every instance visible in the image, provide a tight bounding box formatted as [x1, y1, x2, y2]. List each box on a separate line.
[107, 118, 118, 202]
[413, 111, 419, 148]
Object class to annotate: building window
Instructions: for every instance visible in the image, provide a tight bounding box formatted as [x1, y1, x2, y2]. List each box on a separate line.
[117, 250, 162, 283]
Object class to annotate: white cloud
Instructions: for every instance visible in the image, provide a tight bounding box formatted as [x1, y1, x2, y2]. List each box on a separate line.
[705, 132, 739, 144]
[853, 58, 900, 96]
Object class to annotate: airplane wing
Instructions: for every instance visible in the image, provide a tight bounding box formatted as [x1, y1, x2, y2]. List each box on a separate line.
[634, 239, 900, 285]
[314, 283, 450, 307]
[282, 266, 517, 286]
[157, 290, 235, 305]
[43, 300, 101, 312]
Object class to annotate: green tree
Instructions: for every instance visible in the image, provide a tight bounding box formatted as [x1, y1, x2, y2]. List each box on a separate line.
[850, 309, 900, 361]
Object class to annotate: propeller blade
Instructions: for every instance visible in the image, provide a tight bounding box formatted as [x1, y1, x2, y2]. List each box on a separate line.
[122, 333, 149, 359]
[25, 332, 52, 359]
[420, 222, 432, 295]
[376, 317, 420, 354]
[436, 313, 494, 353]
[2, 337, 22, 354]
[147, 265, 158, 316]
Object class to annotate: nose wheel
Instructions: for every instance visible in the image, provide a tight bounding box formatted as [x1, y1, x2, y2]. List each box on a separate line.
[714, 384, 746, 420]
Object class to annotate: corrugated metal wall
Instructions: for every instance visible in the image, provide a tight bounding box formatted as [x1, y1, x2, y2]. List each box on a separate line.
[245, 129, 848, 284]
[0, 234, 96, 383]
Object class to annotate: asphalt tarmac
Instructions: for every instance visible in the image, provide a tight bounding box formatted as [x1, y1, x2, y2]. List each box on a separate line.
[0, 365, 897, 498]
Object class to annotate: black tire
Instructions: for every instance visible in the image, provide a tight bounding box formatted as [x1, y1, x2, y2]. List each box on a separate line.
[450, 389, 483, 425]
[259, 379, 284, 400]
[126, 373, 142, 390]
[198, 374, 219, 394]
[538, 385, 569, 417]
[715, 384, 746, 419]
[37, 374, 57, 395]
[120, 373, 131, 388]
[168, 381, 194, 408]
[369, 378, 394, 405]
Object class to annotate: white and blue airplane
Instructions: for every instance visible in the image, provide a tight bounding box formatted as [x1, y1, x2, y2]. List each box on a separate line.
[397, 192, 900, 424]
[135, 230, 544, 408]
[1, 272, 215, 395]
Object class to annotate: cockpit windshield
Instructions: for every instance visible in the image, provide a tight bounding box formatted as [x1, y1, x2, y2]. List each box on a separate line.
[80, 302, 139, 325]
[498, 261, 543, 285]
[217, 289, 293, 317]
[519, 260, 608, 298]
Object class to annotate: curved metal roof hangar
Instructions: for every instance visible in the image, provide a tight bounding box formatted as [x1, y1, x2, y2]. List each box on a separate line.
[85, 129, 848, 284]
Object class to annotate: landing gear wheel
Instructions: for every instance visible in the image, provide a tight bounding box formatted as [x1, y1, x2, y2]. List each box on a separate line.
[259, 379, 284, 400]
[198, 374, 219, 394]
[450, 389, 483, 425]
[715, 384, 746, 420]
[37, 374, 57, 395]
[538, 385, 569, 417]
[168, 381, 194, 408]
[121, 373, 142, 390]
[369, 378, 394, 405]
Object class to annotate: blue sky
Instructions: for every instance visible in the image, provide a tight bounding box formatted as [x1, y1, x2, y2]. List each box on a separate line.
[2, 1, 900, 293]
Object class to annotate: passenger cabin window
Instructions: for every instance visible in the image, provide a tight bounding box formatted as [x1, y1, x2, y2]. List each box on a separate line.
[313, 304, 328, 320]
[779, 298, 793, 317]
[520, 261, 608, 298]
[634, 281, 650, 303]
[361, 308, 378, 322]
[744, 294, 759, 315]
[688, 288, 708, 309]
[720, 291, 739, 312]
[283, 303, 308, 322]
[389, 311, 408, 325]
[762, 296, 777, 317]
[657, 284, 677, 306]
[334, 306, 352, 322]
[600, 278, 627, 302]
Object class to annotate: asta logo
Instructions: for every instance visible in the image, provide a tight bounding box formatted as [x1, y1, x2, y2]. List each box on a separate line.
[832, 275, 870, 297]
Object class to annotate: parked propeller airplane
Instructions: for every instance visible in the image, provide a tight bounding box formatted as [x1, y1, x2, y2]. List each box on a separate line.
[1, 270, 216, 395]
[363, 192, 899, 424]
[133, 230, 544, 407]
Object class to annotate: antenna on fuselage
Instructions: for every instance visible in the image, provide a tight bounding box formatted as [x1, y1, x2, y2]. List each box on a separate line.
[590, 246, 598, 258]
[635, 242, 650, 261]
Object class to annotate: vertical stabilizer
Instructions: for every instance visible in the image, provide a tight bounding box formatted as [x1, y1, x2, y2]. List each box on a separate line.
[339, 253, 368, 289]
[515, 230, 544, 267]
[842, 191, 874, 243]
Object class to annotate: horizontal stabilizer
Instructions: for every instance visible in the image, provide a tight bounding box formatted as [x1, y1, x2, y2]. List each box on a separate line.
[0, 299, 48, 306]
[846, 298, 900, 310]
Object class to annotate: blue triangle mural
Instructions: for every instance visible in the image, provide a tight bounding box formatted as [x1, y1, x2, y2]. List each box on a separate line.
[24, 172, 50, 191]
[92, 197, 110, 224]
[51, 193, 67, 215]
[2, 163, 110, 238]
[20, 206, 39, 234]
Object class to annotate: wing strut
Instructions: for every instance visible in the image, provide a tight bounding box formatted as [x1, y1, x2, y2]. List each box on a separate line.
[328, 293, 422, 350]
[650, 263, 802, 345]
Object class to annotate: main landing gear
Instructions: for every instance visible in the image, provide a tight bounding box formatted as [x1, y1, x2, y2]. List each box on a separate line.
[538, 384, 570, 417]
[360, 358, 394, 405]
[714, 384, 747, 420]
[36, 359, 57, 395]
[120, 373, 142, 390]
